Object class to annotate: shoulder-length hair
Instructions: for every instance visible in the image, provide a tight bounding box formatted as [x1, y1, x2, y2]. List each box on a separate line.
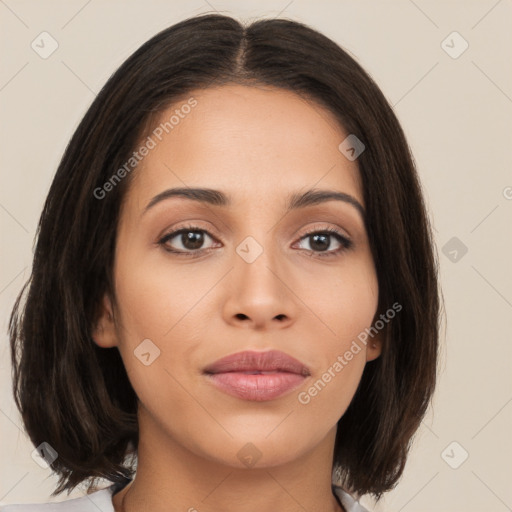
[9, 13, 439, 499]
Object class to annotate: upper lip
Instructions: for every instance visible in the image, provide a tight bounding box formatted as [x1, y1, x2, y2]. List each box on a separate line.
[203, 350, 311, 376]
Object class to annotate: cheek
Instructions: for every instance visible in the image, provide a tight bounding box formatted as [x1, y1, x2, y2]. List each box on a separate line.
[294, 255, 378, 420]
[296, 351, 366, 436]
[110, 250, 214, 406]
[302, 300, 376, 413]
[113, 250, 212, 340]
[311, 252, 379, 349]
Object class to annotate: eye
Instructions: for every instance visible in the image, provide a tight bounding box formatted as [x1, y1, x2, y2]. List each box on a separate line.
[294, 226, 353, 258]
[158, 225, 218, 256]
[158, 224, 353, 259]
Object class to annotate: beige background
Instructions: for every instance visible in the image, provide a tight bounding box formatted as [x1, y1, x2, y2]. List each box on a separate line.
[1, 1, 511, 510]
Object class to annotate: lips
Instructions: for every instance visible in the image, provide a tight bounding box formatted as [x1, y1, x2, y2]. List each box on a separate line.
[203, 350, 310, 401]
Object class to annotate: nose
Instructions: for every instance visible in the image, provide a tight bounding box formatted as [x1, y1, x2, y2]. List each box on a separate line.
[222, 240, 297, 330]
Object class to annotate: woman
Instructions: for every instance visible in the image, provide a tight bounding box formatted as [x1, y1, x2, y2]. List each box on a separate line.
[6, 13, 439, 512]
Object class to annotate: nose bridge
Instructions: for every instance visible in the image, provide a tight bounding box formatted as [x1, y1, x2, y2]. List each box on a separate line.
[224, 228, 295, 327]
[234, 231, 283, 295]
[230, 196, 280, 277]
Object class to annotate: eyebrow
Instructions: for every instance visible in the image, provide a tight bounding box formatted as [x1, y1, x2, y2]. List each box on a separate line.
[143, 187, 365, 219]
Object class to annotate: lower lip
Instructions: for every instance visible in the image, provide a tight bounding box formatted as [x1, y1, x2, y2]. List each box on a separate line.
[205, 372, 307, 401]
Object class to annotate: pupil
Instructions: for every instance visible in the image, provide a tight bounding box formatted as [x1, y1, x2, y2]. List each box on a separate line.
[183, 231, 204, 250]
[311, 234, 329, 251]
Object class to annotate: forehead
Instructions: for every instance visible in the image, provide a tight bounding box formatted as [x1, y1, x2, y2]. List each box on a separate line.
[128, 84, 363, 210]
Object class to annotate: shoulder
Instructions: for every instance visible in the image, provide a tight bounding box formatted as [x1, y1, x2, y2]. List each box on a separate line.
[0, 487, 115, 512]
[333, 485, 372, 512]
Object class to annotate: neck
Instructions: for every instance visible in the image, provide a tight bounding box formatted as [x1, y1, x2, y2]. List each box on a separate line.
[113, 407, 343, 512]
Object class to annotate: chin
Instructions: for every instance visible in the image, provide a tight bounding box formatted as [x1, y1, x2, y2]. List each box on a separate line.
[187, 430, 318, 470]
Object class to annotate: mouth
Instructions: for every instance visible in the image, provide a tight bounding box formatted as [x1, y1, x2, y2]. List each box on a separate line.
[203, 350, 311, 402]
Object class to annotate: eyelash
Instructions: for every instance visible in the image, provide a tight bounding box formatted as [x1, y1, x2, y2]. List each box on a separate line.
[157, 224, 353, 259]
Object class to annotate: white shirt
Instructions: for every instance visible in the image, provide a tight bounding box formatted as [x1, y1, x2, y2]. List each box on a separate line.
[0, 482, 370, 512]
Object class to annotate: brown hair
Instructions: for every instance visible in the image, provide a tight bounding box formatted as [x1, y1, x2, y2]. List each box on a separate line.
[9, 13, 439, 499]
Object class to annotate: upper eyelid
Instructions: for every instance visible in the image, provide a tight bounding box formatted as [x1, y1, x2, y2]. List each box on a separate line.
[159, 226, 217, 243]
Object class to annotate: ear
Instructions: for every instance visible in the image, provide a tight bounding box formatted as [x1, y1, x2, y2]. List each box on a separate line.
[91, 294, 118, 348]
[365, 331, 383, 362]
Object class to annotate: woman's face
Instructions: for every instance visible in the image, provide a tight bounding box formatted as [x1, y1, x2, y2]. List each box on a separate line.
[94, 84, 381, 468]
